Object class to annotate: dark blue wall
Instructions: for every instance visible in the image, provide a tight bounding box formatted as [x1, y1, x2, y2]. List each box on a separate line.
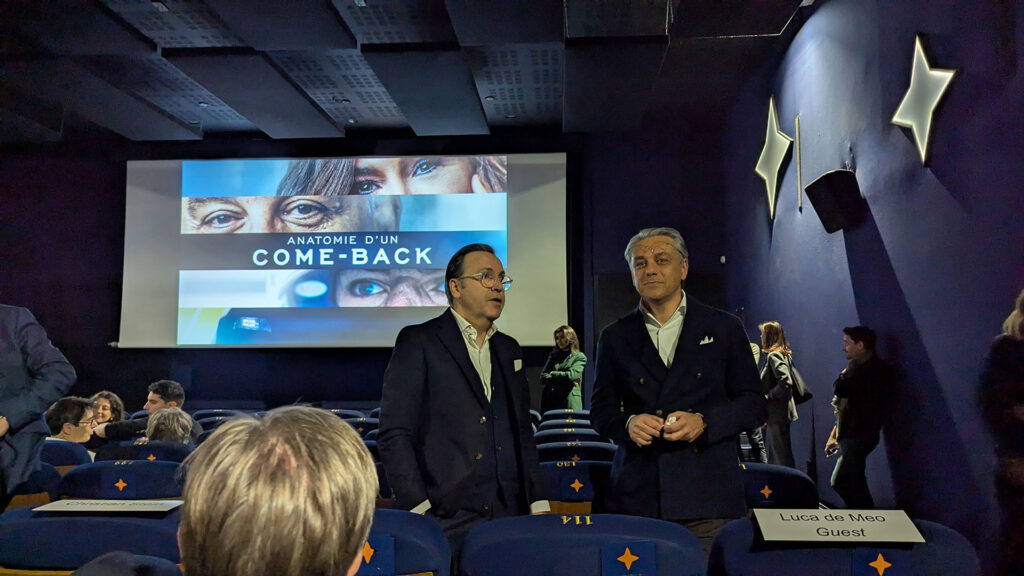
[723, 0, 1023, 567]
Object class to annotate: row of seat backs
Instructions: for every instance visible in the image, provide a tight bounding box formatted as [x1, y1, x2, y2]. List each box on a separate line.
[0, 505, 979, 575]
[131, 407, 385, 421]
[0, 508, 449, 576]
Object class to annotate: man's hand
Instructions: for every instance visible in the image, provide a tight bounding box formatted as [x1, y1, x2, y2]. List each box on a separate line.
[94, 422, 108, 438]
[627, 413, 664, 446]
[0, 416, 8, 438]
[662, 411, 705, 442]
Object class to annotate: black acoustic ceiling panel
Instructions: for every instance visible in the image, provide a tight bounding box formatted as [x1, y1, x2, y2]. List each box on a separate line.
[334, 0, 456, 45]
[1, 0, 155, 56]
[363, 47, 489, 136]
[465, 44, 563, 126]
[445, 0, 563, 46]
[2, 57, 201, 141]
[205, 0, 356, 51]
[166, 52, 344, 139]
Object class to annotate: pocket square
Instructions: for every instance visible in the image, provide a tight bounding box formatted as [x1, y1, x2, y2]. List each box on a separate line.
[699, 336, 714, 345]
[514, 359, 523, 371]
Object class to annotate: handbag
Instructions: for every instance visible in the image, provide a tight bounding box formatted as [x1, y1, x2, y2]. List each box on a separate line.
[788, 357, 814, 405]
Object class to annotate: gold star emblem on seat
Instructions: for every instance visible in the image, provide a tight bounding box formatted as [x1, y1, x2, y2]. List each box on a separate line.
[570, 454, 580, 462]
[147, 454, 156, 461]
[570, 478, 584, 493]
[869, 552, 892, 575]
[760, 484, 773, 499]
[114, 478, 127, 491]
[617, 547, 639, 570]
[891, 36, 955, 164]
[361, 541, 375, 564]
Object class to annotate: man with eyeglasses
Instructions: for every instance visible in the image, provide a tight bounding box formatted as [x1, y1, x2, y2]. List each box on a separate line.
[45, 397, 97, 448]
[379, 243, 548, 560]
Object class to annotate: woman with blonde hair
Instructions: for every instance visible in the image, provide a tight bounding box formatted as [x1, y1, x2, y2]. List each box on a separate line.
[540, 325, 587, 413]
[759, 321, 799, 467]
[979, 288, 1024, 574]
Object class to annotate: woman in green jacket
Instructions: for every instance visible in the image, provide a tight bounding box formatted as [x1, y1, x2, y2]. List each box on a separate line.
[539, 325, 587, 413]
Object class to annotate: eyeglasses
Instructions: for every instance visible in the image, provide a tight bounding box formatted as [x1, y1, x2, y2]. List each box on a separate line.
[458, 270, 513, 291]
[78, 418, 97, 426]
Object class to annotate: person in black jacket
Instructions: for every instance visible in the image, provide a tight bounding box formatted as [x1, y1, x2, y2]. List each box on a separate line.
[824, 326, 892, 508]
[978, 288, 1024, 575]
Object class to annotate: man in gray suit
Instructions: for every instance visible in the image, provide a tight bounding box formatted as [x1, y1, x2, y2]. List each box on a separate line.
[0, 304, 76, 508]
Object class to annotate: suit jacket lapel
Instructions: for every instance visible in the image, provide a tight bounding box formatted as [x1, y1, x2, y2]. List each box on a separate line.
[435, 310, 489, 408]
[665, 297, 711, 383]
[623, 309, 670, 382]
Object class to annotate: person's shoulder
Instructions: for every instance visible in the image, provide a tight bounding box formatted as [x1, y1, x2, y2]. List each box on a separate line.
[989, 333, 1024, 356]
[492, 330, 521, 350]
[599, 308, 642, 337]
[397, 310, 450, 337]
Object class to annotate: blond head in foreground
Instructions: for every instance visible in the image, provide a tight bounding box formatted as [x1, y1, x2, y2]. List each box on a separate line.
[179, 406, 378, 576]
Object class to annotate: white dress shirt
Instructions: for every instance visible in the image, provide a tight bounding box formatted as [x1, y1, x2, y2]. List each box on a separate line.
[451, 307, 498, 401]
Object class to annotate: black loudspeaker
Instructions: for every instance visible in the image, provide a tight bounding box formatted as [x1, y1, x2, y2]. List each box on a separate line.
[804, 169, 865, 233]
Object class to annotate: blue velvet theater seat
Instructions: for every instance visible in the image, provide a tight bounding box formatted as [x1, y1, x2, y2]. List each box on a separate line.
[356, 509, 451, 576]
[740, 462, 820, 509]
[534, 428, 607, 444]
[708, 517, 980, 576]
[59, 460, 182, 499]
[536, 441, 616, 463]
[541, 408, 590, 422]
[95, 440, 193, 463]
[459, 513, 704, 576]
[539, 460, 611, 514]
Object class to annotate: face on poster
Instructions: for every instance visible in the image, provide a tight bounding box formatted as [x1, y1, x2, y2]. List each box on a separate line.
[176, 155, 508, 345]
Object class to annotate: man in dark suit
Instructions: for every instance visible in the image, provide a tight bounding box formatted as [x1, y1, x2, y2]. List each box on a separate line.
[379, 243, 548, 556]
[591, 227, 766, 556]
[0, 304, 77, 509]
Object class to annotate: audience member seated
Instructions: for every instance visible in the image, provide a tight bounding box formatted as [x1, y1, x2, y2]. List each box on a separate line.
[45, 396, 98, 461]
[172, 406, 377, 576]
[85, 390, 125, 453]
[94, 380, 204, 444]
[145, 407, 194, 445]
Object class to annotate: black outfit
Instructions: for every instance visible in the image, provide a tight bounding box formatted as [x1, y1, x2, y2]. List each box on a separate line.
[760, 350, 798, 468]
[978, 334, 1024, 575]
[102, 414, 205, 444]
[378, 310, 545, 558]
[830, 354, 891, 508]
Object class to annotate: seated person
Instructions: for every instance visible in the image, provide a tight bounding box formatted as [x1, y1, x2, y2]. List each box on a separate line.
[45, 397, 97, 460]
[144, 407, 193, 445]
[93, 380, 204, 443]
[85, 390, 125, 452]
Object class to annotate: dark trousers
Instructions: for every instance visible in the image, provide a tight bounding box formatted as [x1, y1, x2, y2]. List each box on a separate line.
[682, 518, 733, 559]
[430, 496, 516, 570]
[831, 438, 875, 508]
[765, 420, 795, 468]
[995, 470, 1024, 576]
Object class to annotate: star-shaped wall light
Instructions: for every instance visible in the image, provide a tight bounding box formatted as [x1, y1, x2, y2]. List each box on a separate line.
[891, 36, 955, 164]
[755, 96, 793, 219]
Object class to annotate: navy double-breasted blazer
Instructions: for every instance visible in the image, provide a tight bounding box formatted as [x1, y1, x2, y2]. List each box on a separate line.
[591, 296, 766, 521]
[378, 310, 545, 517]
[0, 305, 76, 493]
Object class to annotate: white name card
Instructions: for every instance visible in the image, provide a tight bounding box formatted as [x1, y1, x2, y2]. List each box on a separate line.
[34, 499, 183, 513]
[753, 508, 924, 543]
